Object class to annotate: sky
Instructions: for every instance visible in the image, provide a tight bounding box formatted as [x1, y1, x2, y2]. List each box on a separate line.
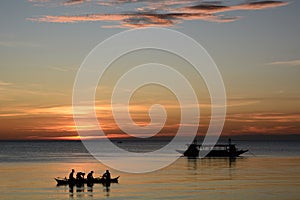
[0, 0, 299, 140]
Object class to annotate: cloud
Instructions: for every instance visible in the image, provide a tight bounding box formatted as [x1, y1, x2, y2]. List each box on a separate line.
[0, 41, 40, 47]
[233, 125, 295, 134]
[27, 0, 289, 28]
[238, 1, 289, 10]
[267, 59, 300, 66]
[28, 0, 92, 7]
[1, 101, 299, 138]
[0, 80, 12, 86]
[28, 0, 51, 3]
[224, 112, 300, 134]
[227, 112, 300, 123]
[48, 66, 76, 72]
[28, 12, 237, 28]
[0, 81, 66, 103]
[64, 0, 86, 5]
[183, 1, 288, 13]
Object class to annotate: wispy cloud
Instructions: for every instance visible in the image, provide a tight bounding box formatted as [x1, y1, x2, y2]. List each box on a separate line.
[227, 112, 300, 123]
[233, 125, 295, 134]
[267, 59, 300, 66]
[48, 66, 76, 72]
[27, 0, 289, 28]
[64, 0, 87, 5]
[1, 101, 300, 138]
[0, 80, 12, 86]
[0, 81, 66, 103]
[0, 41, 40, 47]
[225, 112, 300, 134]
[28, 0, 88, 6]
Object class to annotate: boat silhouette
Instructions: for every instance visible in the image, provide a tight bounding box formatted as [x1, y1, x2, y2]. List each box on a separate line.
[177, 139, 248, 158]
[55, 176, 120, 186]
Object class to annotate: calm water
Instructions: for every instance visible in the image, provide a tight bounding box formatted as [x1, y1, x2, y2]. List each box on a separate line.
[0, 139, 300, 199]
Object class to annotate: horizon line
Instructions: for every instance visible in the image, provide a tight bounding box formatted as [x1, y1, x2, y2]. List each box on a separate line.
[1, 134, 300, 141]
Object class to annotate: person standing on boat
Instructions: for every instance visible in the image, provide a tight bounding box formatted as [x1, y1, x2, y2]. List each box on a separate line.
[69, 169, 75, 182]
[102, 170, 111, 181]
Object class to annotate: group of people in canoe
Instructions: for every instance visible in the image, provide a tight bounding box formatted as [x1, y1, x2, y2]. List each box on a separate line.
[69, 169, 111, 183]
[55, 169, 119, 186]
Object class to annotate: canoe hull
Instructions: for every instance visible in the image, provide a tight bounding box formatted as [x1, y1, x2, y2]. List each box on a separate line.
[55, 176, 120, 186]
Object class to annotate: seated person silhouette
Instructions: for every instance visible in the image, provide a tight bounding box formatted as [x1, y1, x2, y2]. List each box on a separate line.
[87, 171, 94, 182]
[76, 172, 85, 182]
[102, 170, 111, 181]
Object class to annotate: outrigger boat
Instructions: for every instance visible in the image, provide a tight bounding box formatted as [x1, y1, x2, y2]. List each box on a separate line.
[177, 139, 248, 158]
[55, 176, 120, 186]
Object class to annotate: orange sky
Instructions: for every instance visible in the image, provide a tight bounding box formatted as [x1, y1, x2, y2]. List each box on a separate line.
[1, 94, 299, 140]
[0, 0, 299, 140]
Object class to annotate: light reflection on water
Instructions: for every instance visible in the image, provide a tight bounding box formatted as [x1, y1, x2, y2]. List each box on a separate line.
[1, 139, 300, 163]
[1, 140, 300, 199]
[0, 157, 300, 200]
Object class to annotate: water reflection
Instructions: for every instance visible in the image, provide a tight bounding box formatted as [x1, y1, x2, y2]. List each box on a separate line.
[67, 184, 88, 198]
[2, 157, 299, 199]
[186, 157, 238, 170]
[67, 183, 113, 198]
[87, 185, 93, 197]
[187, 157, 198, 170]
[69, 185, 74, 198]
[201, 157, 238, 168]
[103, 182, 111, 197]
[185, 157, 244, 182]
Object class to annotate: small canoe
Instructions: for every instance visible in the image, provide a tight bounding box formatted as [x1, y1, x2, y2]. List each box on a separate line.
[55, 176, 120, 186]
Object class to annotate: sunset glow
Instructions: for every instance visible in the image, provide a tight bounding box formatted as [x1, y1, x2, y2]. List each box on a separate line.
[0, 0, 299, 140]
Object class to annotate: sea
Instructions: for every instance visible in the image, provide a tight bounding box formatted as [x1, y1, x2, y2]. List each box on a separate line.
[0, 137, 300, 200]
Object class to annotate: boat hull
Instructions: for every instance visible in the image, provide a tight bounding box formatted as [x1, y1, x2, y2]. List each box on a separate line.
[205, 149, 248, 157]
[177, 148, 248, 158]
[55, 176, 120, 186]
